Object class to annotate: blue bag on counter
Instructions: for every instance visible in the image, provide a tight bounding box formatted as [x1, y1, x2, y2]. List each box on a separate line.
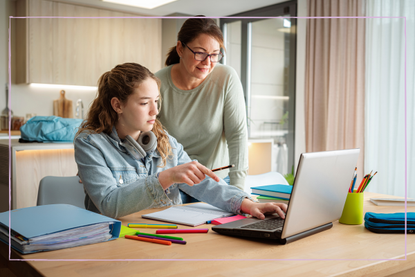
[364, 212, 415, 234]
[20, 116, 84, 142]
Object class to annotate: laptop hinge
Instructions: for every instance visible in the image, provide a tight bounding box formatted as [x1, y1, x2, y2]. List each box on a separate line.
[280, 222, 333, 244]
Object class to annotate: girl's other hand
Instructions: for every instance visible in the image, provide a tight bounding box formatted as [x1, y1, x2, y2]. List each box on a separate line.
[241, 200, 287, 220]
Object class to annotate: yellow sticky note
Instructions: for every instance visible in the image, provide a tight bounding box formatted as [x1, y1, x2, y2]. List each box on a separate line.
[118, 225, 137, 238]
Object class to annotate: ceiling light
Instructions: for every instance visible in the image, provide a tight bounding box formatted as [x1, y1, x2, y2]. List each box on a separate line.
[30, 83, 97, 91]
[102, 0, 177, 9]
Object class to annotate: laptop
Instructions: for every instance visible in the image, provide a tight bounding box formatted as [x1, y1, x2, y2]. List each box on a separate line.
[212, 149, 360, 244]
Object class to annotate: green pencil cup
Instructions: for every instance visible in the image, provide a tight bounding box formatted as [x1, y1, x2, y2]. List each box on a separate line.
[339, 192, 364, 225]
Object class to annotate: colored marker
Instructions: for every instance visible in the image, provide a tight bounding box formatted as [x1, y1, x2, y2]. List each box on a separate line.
[125, 235, 171, 245]
[136, 231, 183, 241]
[156, 229, 209, 234]
[128, 223, 178, 229]
[136, 234, 186, 244]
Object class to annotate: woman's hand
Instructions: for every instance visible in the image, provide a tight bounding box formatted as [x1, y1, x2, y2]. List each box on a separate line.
[240, 199, 287, 220]
[158, 161, 220, 190]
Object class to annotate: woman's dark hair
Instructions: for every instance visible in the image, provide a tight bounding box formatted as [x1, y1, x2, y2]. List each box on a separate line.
[165, 17, 225, 66]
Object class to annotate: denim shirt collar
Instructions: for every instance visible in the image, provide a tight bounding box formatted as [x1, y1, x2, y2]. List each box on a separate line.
[107, 126, 160, 158]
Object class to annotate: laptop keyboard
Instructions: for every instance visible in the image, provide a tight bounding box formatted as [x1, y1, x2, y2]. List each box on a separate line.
[240, 218, 284, 231]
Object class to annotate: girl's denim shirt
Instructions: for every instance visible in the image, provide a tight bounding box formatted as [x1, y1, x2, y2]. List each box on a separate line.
[74, 127, 250, 218]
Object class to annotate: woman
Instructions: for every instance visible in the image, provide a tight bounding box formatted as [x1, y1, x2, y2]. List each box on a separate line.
[155, 18, 248, 193]
[74, 62, 286, 219]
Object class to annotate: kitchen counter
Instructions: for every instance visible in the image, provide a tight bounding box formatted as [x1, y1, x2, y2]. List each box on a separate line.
[0, 139, 77, 212]
[0, 133, 20, 140]
[0, 139, 74, 149]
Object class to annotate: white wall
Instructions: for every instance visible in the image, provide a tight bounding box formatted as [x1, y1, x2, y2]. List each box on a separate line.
[10, 84, 97, 118]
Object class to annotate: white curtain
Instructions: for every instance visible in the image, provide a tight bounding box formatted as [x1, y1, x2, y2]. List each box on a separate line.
[365, 0, 414, 198]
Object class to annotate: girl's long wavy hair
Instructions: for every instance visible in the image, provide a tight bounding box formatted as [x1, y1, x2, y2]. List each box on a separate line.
[77, 62, 172, 167]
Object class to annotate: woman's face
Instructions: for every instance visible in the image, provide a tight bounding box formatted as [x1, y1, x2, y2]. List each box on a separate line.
[178, 33, 221, 81]
[116, 78, 159, 136]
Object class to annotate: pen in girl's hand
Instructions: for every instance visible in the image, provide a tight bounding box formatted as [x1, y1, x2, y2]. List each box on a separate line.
[212, 164, 235, 172]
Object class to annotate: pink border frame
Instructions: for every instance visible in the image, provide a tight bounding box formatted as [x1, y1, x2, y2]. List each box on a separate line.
[6, 15, 408, 262]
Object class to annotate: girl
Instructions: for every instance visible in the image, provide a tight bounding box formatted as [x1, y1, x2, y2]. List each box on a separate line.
[74, 62, 286, 219]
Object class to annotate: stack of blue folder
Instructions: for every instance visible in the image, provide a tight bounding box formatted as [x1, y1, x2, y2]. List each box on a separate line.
[0, 204, 121, 254]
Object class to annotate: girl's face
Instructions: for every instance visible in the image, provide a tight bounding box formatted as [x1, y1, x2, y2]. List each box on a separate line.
[178, 33, 221, 81]
[116, 78, 159, 138]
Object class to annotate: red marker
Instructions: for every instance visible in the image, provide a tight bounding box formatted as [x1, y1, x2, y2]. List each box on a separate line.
[125, 235, 171, 245]
[156, 229, 209, 234]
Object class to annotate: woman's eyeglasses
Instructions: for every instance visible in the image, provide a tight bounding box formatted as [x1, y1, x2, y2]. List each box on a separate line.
[182, 42, 223, 63]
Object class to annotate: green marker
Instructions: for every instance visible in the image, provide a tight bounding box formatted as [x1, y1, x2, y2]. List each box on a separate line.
[136, 231, 183, 241]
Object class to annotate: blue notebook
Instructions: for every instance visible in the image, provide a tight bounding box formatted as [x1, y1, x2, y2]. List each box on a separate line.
[251, 184, 292, 199]
[0, 204, 121, 254]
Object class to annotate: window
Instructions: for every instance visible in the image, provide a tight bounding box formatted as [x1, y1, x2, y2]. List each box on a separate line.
[221, 0, 297, 175]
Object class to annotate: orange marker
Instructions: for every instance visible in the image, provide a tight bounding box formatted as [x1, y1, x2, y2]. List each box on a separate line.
[125, 235, 171, 245]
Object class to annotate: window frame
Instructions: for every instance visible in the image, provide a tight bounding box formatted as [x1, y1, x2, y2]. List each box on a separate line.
[220, 0, 298, 173]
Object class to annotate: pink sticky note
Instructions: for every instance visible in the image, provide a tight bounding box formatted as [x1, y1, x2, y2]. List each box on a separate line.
[211, 215, 247, 225]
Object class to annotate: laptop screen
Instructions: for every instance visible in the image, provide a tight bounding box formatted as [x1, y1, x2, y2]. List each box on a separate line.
[281, 149, 360, 239]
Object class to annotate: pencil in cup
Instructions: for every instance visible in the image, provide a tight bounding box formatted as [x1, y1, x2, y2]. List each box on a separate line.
[362, 171, 377, 192]
[125, 235, 171, 245]
[351, 174, 357, 192]
[359, 171, 373, 192]
[349, 167, 357, 192]
[356, 174, 369, 193]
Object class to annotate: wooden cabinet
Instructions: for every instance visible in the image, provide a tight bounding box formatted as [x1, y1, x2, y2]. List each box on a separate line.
[0, 140, 77, 211]
[14, 0, 162, 86]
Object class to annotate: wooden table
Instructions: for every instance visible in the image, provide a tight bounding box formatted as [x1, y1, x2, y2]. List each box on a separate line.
[1, 192, 415, 277]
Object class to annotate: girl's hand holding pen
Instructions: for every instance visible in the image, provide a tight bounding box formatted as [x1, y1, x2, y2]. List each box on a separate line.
[241, 200, 288, 220]
[158, 161, 219, 189]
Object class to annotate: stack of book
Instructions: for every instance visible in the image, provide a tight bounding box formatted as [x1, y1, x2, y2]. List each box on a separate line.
[250, 184, 293, 204]
[0, 204, 121, 254]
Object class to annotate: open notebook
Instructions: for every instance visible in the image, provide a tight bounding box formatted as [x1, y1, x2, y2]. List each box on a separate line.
[142, 203, 234, 227]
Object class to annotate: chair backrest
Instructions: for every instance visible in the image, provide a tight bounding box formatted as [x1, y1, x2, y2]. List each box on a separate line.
[37, 176, 86, 209]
